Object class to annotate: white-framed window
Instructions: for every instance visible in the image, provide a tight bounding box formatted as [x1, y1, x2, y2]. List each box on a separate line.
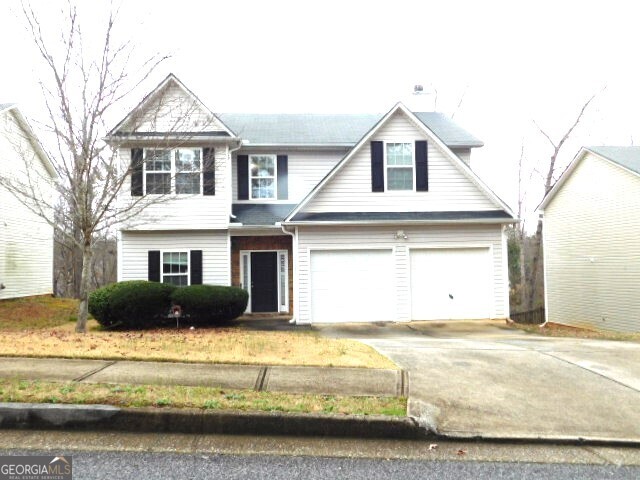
[144, 149, 172, 194]
[162, 251, 189, 286]
[144, 147, 202, 195]
[386, 142, 414, 191]
[249, 154, 276, 199]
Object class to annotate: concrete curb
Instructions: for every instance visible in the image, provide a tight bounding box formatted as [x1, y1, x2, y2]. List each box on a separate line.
[0, 403, 429, 440]
[3, 403, 640, 447]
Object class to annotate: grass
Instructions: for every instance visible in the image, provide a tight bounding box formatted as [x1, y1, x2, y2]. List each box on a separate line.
[0, 296, 396, 369]
[0, 379, 406, 416]
[0, 295, 78, 330]
[511, 322, 640, 342]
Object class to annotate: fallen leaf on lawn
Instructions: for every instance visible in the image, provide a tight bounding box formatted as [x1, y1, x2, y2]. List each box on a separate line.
[457, 449, 466, 456]
[428, 444, 438, 450]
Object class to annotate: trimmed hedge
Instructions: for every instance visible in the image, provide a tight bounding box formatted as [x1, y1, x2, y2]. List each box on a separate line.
[88, 281, 248, 329]
[170, 284, 249, 325]
[89, 280, 175, 329]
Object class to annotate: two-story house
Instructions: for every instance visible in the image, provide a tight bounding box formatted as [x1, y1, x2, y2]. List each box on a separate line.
[107, 74, 515, 324]
[0, 103, 56, 299]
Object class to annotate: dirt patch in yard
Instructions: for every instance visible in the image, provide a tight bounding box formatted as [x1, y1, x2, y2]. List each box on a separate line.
[511, 322, 640, 342]
[0, 296, 78, 330]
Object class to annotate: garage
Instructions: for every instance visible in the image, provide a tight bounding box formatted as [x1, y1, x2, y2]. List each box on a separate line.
[410, 248, 492, 320]
[310, 249, 394, 323]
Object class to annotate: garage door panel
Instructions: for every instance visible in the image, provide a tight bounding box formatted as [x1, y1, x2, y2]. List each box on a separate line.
[310, 250, 393, 323]
[410, 248, 491, 320]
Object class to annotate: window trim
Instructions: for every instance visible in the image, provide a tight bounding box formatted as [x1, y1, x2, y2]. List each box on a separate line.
[384, 141, 416, 192]
[143, 147, 203, 196]
[160, 249, 190, 286]
[248, 154, 278, 201]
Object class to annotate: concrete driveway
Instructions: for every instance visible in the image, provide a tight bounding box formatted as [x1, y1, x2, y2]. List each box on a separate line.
[316, 321, 640, 442]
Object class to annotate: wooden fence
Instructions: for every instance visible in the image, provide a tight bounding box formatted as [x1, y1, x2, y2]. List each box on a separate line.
[510, 307, 545, 325]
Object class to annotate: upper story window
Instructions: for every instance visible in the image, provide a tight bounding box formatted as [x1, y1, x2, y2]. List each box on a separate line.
[386, 142, 414, 191]
[143, 148, 202, 195]
[250, 155, 276, 199]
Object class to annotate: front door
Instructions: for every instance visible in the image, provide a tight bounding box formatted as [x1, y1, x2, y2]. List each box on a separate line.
[250, 252, 278, 312]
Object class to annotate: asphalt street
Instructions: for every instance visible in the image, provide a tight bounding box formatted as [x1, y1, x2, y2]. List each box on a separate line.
[1, 449, 639, 480]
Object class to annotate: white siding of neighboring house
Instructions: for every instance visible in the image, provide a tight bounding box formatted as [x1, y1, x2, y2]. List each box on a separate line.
[301, 111, 496, 213]
[0, 110, 54, 299]
[116, 145, 232, 230]
[295, 224, 507, 324]
[231, 149, 346, 203]
[128, 82, 229, 134]
[119, 230, 230, 285]
[451, 148, 471, 166]
[543, 152, 640, 332]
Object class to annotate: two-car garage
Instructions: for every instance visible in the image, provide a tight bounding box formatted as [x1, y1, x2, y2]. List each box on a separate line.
[308, 247, 493, 323]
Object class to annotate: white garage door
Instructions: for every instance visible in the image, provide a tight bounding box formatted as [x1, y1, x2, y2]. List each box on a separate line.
[410, 248, 492, 320]
[310, 249, 394, 323]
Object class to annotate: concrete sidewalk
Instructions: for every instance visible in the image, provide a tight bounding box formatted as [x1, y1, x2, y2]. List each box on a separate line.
[0, 357, 407, 397]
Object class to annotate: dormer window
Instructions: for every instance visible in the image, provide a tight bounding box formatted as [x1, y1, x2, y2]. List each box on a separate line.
[250, 155, 276, 199]
[386, 142, 414, 191]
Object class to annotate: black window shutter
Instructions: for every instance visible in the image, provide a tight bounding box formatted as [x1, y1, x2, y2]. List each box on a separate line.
[190, 250, 203, 285]
[415, 140, 429, 191]
[371, 141, 384, 192]
[148, 250, 160, 282]
[277, 154, 288, 200]
[203, 148, 215, 195]
[237, 155, 249, 200]
[131, 148, 144, 196]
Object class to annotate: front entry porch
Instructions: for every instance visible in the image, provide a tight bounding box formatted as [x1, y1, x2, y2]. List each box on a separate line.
[231, 235, 293, 316]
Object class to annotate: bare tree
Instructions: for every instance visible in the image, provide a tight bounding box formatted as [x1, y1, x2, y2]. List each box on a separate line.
[0, 2, 177, 332]
[525, 94, 597, 310]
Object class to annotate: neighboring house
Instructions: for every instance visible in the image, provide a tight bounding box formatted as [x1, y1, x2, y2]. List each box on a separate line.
[107, 74, 515, 324]
[539, 146, 640, 332]
[0, 104, 56, 300]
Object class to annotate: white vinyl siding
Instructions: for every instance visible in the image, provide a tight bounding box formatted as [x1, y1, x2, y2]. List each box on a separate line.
[301, 110, 496, 213]
[119, 231, 230, 285]
[544, 152, 640, 332]
[232, 150, 346, 202]
[0, 109, 54, 300]
[296, 224, 507, 324]
[118, 146, 231, 230]
[129, 82, 229, 134]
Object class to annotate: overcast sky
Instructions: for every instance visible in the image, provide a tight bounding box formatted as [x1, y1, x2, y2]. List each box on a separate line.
[1, 0, 639, 225]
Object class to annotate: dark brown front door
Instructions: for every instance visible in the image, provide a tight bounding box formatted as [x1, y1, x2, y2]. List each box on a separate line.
[250, 252, 278, 312]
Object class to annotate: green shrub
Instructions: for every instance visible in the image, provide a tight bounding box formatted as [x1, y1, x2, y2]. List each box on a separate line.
[170, 284, 248, 325]
[89, 281, 175, 329]
[88, 282, 119, 325]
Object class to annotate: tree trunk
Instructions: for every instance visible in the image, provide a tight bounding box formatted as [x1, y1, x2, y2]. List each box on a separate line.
[75, 241, 93, 333]
[527, 220, 544, 310]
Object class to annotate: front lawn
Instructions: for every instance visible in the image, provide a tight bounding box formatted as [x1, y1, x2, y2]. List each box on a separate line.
[0, 379, 406, 416]
[0, 296, 396, 369]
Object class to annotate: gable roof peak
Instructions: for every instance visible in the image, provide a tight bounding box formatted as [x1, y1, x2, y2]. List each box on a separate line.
[107, 72, 236, 138]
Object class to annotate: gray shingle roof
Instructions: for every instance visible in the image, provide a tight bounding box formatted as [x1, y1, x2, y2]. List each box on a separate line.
[219, 112, 483, 148]
[232, 203, 298, 225]
[290, 210, 513, 222]
[587, 146, 640, 176]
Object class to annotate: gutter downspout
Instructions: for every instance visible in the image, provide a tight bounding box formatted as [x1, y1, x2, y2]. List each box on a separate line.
[280, 223, 297, 325]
